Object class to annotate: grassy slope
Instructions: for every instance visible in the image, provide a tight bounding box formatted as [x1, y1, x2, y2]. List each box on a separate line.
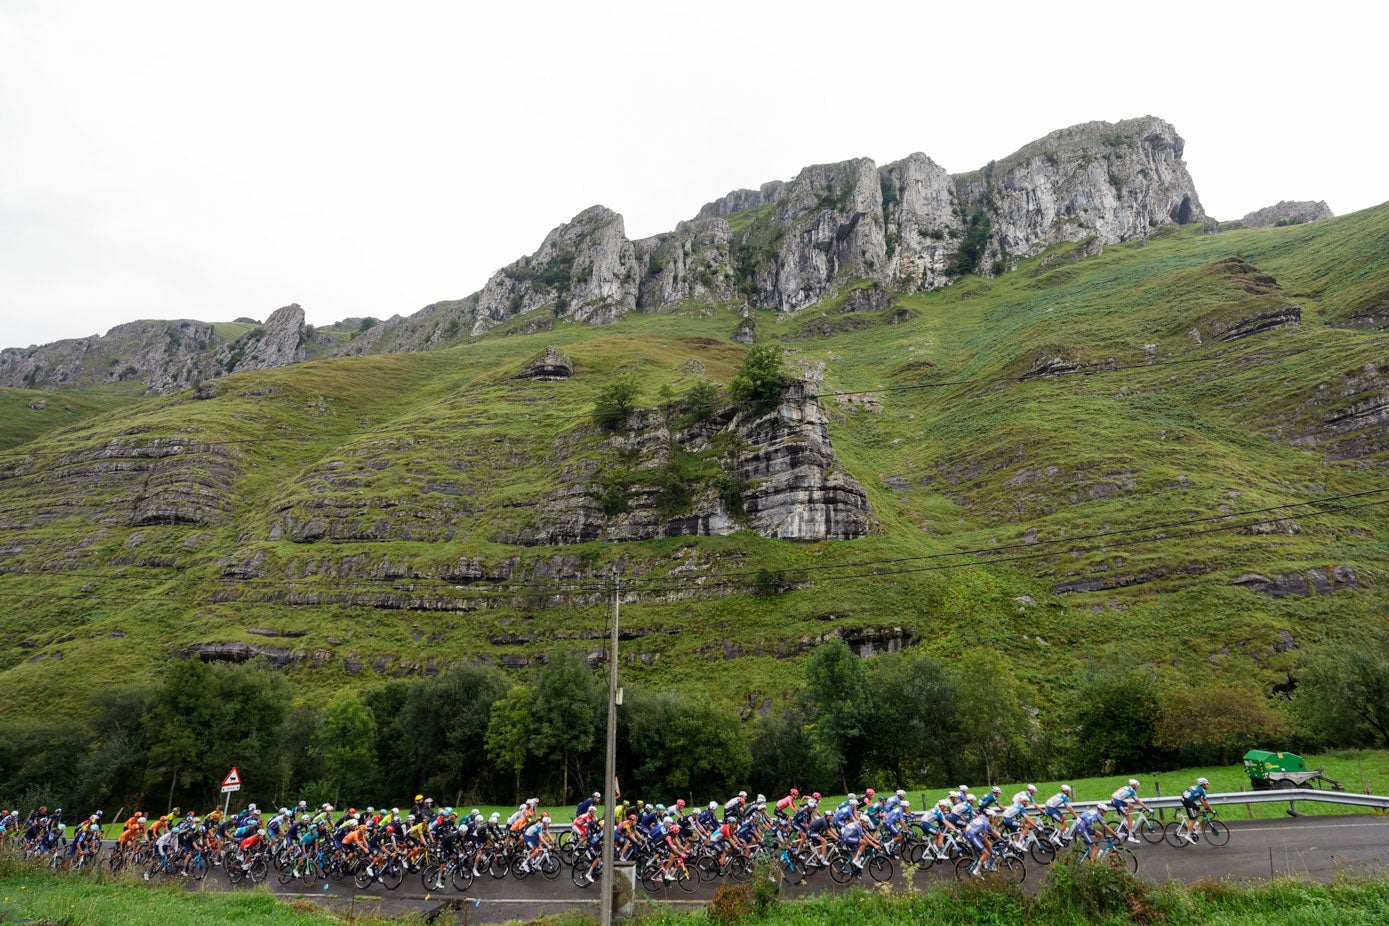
[0, 207, 1387, 719]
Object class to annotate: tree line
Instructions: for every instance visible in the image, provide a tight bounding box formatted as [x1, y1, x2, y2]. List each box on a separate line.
[3, 631, 1387, 814]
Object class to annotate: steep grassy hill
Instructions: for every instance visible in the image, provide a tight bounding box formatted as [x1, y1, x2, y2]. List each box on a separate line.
[1, 205, 1387, 719]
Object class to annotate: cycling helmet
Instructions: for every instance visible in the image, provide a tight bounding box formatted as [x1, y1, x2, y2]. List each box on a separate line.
[137, 816, 147, 824]
[847, 792, 857, 801]
[663, 815, 673, 824]
[1061, 785, 1073, 795]
[790, 789, 799, 797]
[756, 794, 766, 803]
[992, 786, 1002, 794]
[655, 803, 665, 811]
[708, 801, 718, 811]
[901, 800, 911, 808]
[424, 797, 435, 806]
[985, 808, 1000, 817]
[1027, 784, 1038, 794]
[849, 798, 859, 807]
[937, 799, 950, 808]
[248, 803, 257, 812]
[948, 791, 960, 801]
[896, 789, 906, 797]
[527, 797, 539, 806]
[348, 807, 357, 816]
[489, 812, 500, 823]
[812, 792, 821, 800]
[675, 800, 685, 808]
[1196, 777, 1210, 787]
[89, 823, 101, 833]
[738, 791, 747, 798]
[471, 808, 481, 817]
[541, 813, 551, 821]
[1097, 802, 1112, 813]
[865, 788, 875, 798]
[159, 815, 168, 822]
[1129, 779, 1140, 788]
[415, 794, 424, 802]
[406, 814, 416, 823]
[806, 799, 818, 808]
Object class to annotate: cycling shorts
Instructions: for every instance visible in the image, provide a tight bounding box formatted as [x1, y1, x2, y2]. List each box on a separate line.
[1111, 799, 1129, 812]
[966, 832, 987, 852]
[1181, 798, 1201, 819]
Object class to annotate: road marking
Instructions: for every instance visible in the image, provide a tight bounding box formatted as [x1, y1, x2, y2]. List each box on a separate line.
[1243, 822, 1389, 833]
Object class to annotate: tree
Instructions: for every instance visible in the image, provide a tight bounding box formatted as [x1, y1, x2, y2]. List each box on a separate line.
[1063, 668, 1161, 776]
[729, 343, 792, 410]
[392, 666, 510, 801]
[801, 640, 869, 790]
[1292, 633, 1389, 748]
[748, 706, 825, 796]
[486, 685, 535, 804]
[955, 651, 1035, 785]
[311, 690, 377, 805]
[1156, 682, 1289, 764]
[530, 648, 602, 804]
[863, 652, 962, 788]
[592, 376, 642, 431]
[679, 380, 720, 426]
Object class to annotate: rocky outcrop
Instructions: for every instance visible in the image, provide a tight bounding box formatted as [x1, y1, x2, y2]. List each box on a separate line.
[218, 304, 308, 374]
[472, 206, 639, 335]
[1240, 201, 1333, 228]
[635, 219, 738, 308]
[695, 181, 788, 220]
[1231, 566, 1359, 597]
[511, 382, 872, 545]
[0, 437, 242, 536]
[879, 152, 958, 291]
[514, 346, 574, 380]
[0, 306, 310, 393]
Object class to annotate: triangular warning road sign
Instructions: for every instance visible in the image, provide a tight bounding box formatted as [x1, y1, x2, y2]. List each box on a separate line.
[222, 767, 241, 788]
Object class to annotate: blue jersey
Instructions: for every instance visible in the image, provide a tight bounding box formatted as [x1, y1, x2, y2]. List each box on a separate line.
[1182, 784, 1207, 801]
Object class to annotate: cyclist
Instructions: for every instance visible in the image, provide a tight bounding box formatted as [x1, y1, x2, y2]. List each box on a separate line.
[978, 785, 1004, 812]
[963, 808, 998, 876]
[1042, 785, 1078, 843]
[1075, 802, 1118, 862]
[519, 812, 552, 873]
[774, 788, 800, 820]
[1178, 777, 1214, 842]
[1110, 779, 1151, 844]
[576, 791, 601, 818]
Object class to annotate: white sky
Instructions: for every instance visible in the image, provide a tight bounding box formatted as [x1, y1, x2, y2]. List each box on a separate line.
[2, 0, 1384, 350]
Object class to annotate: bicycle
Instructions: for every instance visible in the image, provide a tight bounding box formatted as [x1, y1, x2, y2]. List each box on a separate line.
[1113, 806, 1166, 845]
[952, 846, 1025, 884]
[1163, 809, 1229, 848]
[1087, 836, 1139, 874]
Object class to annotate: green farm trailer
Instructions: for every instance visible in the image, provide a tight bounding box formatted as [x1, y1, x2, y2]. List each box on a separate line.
[1243, 749, 1345, 791]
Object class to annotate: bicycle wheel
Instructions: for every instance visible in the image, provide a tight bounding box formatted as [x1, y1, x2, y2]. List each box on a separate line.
[354, 865, 374, 890]
[555, 831, 576, 864]
[248, 857, 269, 883]
[540, 852, 562, 881]
[676, 863, 698, 894]
[953, 855, 975, 881]
[868, 854, 892, 883]
[1104, 847, 1138, 875]
[227, 858, 246, 885]
[1138, 818, 1165, 845]
[778, 852, 806, 885]
[510, 855, 531, 880]
[729, 854, 753, 883]
[381, 862, 405, 891]
[1002, 855, 1026, 884]
[453, 859, 475, 892]
[278, 859, 299, 885]
[696, 853, 720, 882]
[829, 855, 856, 884]
[1204, 820, 1230, 847]
[488, 850, 511, 879]
[1163, 821, 1189, 848]
[189, 855, 208, 881]
[639, 858, 664, 894]
[572, 860, 595, 888]
[1029, 837, 1056, 866]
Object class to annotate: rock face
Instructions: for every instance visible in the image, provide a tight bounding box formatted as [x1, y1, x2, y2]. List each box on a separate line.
[514, 346, 574, 380]
[4, 117, 1209, 390]
[472, 206, 638, 336]
[0, 306, 308, 393]
[511, 383, 873, 545]
[1240, 200, 1334, 228]
[1231, 566, 1359, 597]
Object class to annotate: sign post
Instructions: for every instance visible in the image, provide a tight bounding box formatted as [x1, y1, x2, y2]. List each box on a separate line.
[220, 767, 242, 821]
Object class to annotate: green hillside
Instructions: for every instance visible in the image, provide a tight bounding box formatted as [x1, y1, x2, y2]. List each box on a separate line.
[1, 204, 1387, 727]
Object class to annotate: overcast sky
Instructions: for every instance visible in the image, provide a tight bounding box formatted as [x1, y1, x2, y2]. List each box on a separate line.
[2, 1, 1383, 350]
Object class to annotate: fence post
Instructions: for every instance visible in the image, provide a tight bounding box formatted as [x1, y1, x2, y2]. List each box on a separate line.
[1154, 782, 1164, 822]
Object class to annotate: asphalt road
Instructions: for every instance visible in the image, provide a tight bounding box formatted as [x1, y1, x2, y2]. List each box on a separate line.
[244, 814, 1389, 923]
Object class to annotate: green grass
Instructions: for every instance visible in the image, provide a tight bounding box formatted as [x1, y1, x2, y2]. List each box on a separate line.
[0, 203, 1387, 725]
[0, 861, 378, 926]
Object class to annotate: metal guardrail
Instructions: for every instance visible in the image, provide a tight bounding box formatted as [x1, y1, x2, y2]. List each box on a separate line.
[539, 790, 1389, 833]
[1067, 789, 1389, 813]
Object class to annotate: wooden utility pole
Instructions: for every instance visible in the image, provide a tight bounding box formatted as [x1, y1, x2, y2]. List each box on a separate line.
[600, 576, 620, 926]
